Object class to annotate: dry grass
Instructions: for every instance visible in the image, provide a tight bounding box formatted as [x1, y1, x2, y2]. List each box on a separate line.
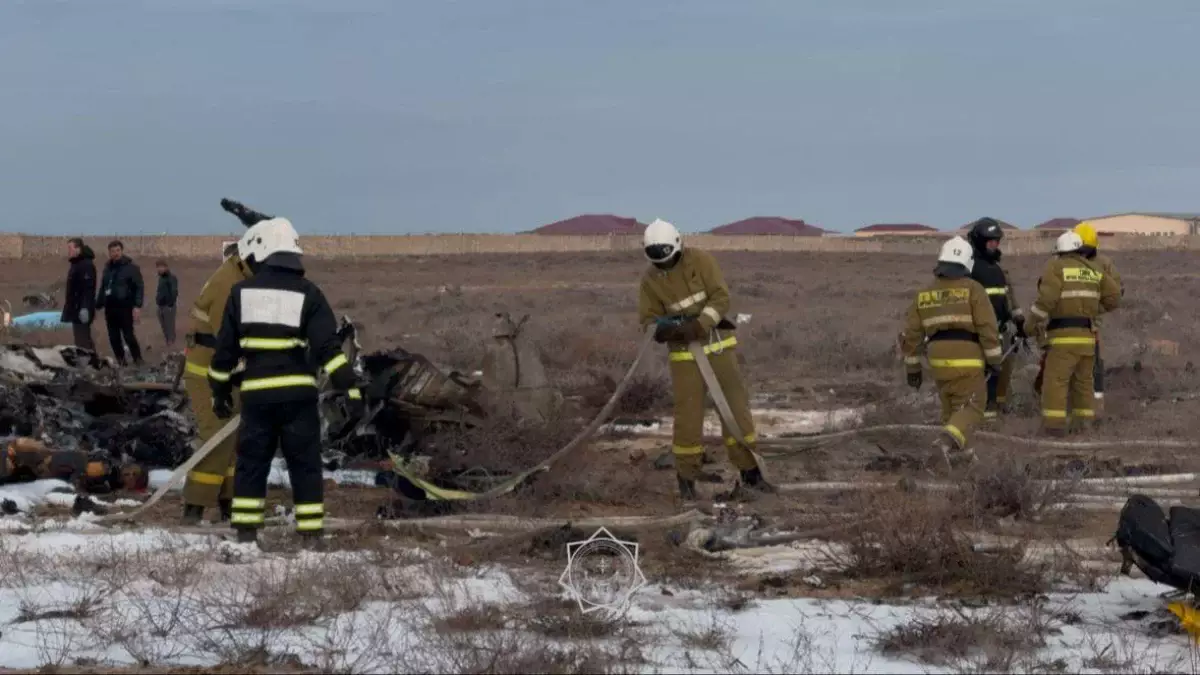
[828, 490, 1047, 598]
[958, 454, 1078, 522]
[871, 604, 1056, 671]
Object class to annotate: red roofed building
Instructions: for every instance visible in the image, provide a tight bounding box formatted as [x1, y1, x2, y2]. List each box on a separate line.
[952, 218, 1020, 233]
[854, 223, 939, 237]
[530, 214, 647, 235]
[708, 216, 826, 236]
[1034, 217, 1081, 232]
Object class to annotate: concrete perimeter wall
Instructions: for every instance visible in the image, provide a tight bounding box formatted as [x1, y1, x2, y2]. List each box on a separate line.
[6, 231, 1200, 260]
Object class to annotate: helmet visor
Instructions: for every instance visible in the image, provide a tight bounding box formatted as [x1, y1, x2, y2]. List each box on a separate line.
[644, 243, 676, 262]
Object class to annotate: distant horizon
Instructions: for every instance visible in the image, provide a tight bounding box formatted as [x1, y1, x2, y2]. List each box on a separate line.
[3, 1, 1197, 236]
[0, 213, 1091, 238]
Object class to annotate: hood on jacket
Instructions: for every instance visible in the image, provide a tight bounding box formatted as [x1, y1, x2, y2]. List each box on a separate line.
[263, 251, 304, 274]
[70, 245, 95, 262]
[934, 261, 970, 279]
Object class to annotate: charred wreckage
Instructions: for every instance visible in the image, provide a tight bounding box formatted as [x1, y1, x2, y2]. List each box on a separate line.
[0, 311, 562, 516]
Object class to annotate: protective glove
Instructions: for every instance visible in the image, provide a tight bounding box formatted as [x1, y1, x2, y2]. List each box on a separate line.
[653, 322, 680, 344]
[345, 390, 366, 422]
[1012, 314, 1027, 339]
[906, 371, 922, 389]
[678, 318, 709, 343]
[78, 308, 90, 324]
[212, 391, 234, 420]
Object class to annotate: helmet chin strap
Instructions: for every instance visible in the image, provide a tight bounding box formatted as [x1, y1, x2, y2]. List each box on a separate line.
[652, 250, 681, 270]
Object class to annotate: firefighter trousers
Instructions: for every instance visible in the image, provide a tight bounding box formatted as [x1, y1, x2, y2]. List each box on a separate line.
[230, 399, 325, 535]
[1041, 344, 1095, 432]
[984, 357, 1016, 418]
[668, 347, 759, 481]
[937, 372, 987, 449]
[181, 372, 240, 508]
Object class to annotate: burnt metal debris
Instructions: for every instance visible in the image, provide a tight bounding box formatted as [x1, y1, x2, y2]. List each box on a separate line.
[323, 313, 562, 508]
[0, 344, 190, 495]
[1, 312, 562, 509]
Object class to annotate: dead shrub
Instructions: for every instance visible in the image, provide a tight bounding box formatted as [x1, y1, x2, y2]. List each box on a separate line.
[959, 455, 1075, 521]
[199, 556, 370, 632]
[614, 371, 671, 416]
[832, 490, 1044, 597]
[521, 599, 627, 640]
[872, 605, 1054, 671]
[427, 410, 579, 476]
[16, 594, 103, 622]
[434, 603, 510, 633]
[668, 611, 735, 653]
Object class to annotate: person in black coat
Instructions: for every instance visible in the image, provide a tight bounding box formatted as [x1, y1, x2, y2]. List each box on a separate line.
[96, 240, 145, 366]
[61, 238, 97, 351]
[155, 260, 179, 349]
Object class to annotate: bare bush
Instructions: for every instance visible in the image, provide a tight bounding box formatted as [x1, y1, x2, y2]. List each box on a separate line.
[959, 455, 1077, 521]
[831, 490, 1044, 597]
[872, 604, 1055, 671]
[433, 603, 510, 633]
[668, 610, 735, 652]
[520, 599, 628, 640]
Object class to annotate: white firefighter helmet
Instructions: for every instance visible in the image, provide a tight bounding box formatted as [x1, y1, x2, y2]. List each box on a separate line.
[643, 218, 682, 263]
[1055, 231, 1084, 254]
[240, 217, 302, 263]
[938, 235, 974, 273]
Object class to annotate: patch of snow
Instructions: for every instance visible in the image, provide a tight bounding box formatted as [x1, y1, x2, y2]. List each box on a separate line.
[0, 520, 1194, 673]
[148, 461, 380, 494]
[0, 479, 75, 512]
[606, 407, 865, 440]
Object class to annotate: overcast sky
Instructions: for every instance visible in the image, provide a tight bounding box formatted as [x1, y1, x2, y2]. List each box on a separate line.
[2, 0, 1198, 235]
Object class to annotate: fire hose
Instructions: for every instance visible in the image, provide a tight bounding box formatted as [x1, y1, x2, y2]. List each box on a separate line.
[384, 324, 659, 502]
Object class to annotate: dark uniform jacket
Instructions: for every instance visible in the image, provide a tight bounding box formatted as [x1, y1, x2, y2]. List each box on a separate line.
[156, 271, 179, 308]
[62, 246, 97, 324]
[902, 274, 1003, 382]
[97, 256, 144, 310]
[969, 257, 1021, 328]
[207, 259, 359, 407]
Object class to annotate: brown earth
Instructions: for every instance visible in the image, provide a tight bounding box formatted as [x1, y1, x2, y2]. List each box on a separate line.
[4, 250, 1199, 542]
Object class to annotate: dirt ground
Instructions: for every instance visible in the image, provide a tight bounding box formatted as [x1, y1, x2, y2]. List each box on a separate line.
[5, 249, 1199, 543]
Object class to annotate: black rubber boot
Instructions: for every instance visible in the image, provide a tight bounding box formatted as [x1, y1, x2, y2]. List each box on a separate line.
[235, 527, 258, 544]
[739, 467, 777, 494]
[677, 476, 698, 502]
[218, 499, 233, 523]
[181, 504, 204, 526]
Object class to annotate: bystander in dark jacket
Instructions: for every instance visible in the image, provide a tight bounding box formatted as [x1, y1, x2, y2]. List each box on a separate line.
[155, 260, 179, 349]
[96, 241, 145, 365]
[61, 238, 97, 351]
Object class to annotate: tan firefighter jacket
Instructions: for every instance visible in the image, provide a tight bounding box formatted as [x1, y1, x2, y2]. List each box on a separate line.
[902, 275, 1003, 381]
[1090, 252, 1122, 331]
[637, 248, 736, 362]
[1028, 253, 1119, 352]
[184, 254, 253, 377]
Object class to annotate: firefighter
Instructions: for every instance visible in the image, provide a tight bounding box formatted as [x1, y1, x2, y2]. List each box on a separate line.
[1026, 231, 1120, 436]
[637, 218, 773, 502]
[1073, 221, 1123, 415]
[179, 214, 271, 525]
[901, 236, 1003, 467]
[207, 217, 363, 544]
[965, 217, 1025, 421]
